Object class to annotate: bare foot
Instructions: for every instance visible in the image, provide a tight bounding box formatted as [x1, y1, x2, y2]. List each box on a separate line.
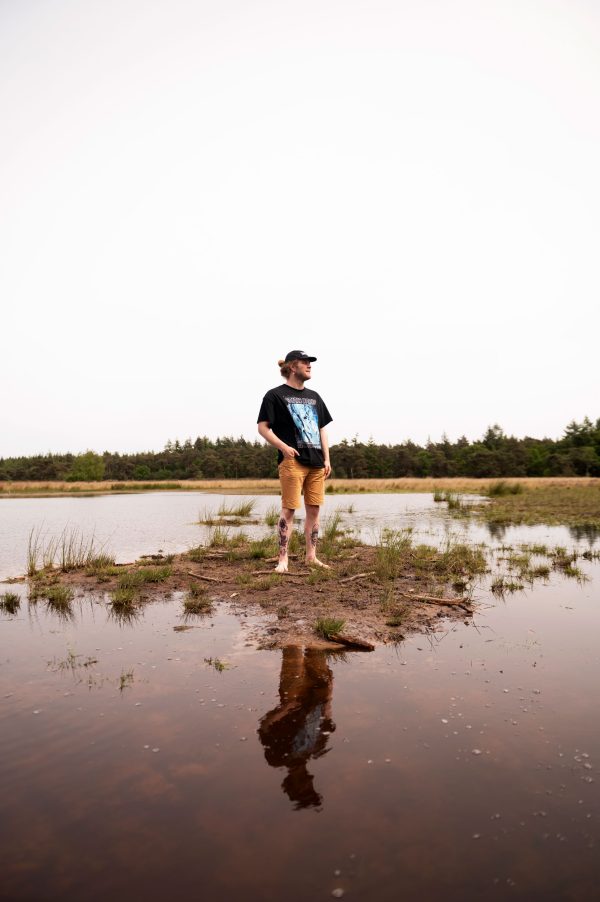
[275, 559, 289, 573]
[306, 557, 331, 569]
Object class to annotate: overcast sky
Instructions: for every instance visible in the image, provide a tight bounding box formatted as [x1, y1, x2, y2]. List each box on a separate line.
[1, 0, 598, 456]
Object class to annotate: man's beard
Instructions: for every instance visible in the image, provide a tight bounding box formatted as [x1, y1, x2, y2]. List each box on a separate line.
[294, 370, 311, 383]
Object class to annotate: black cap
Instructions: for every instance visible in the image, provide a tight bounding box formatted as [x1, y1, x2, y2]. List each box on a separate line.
[284, 349, 317, 363]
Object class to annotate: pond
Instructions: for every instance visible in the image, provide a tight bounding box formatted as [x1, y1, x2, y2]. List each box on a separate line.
[1, 493, 599, 899]
[0, 490, 595, 581]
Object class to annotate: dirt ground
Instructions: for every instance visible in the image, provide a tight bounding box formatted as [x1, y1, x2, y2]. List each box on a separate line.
[41, 544, 476, 651]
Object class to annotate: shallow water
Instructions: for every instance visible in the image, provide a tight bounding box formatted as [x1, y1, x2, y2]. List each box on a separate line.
[1, 494, 599, 899]
[0, 490, 597, 581]
[1, 555, 599, 900]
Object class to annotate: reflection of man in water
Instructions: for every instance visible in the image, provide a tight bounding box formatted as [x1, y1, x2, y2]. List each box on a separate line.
[258, 647, 335, 810]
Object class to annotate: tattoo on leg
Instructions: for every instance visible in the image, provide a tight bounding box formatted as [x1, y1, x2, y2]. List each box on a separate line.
[310, 526, 319, 548]
[278, 517, 289, 554]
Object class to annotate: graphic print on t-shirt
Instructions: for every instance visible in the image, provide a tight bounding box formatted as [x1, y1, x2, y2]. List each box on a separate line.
[285, 396, 321, 449]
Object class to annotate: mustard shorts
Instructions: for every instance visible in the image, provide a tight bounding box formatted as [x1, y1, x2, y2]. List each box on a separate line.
[278, 459, 325, 510]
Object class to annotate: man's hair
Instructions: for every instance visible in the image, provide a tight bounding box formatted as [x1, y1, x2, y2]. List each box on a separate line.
[278, 358, 294, 378]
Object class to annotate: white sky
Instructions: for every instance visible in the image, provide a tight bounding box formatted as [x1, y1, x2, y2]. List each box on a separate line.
[1, 0, 599, 456]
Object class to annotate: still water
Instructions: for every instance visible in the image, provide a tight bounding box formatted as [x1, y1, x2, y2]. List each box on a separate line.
[1, 494, 599, 900]
[0, 490, 595, 581]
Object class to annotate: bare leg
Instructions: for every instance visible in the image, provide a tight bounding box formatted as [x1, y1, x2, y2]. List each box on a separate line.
[304, 504, 330, 568]
[275, 507, 295, 573]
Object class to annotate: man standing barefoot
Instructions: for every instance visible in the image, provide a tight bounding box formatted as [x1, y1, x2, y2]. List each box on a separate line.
[257, 350, 333, 572]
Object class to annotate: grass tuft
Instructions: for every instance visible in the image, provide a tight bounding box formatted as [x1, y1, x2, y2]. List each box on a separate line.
[314, 617, 345, 639]
[43, 584, 74, 605]
[184, 584, 212, 614]
[0, 592, 21, 614]
[374, 529, 412, 581]
[264, 505, 280, 527]
[111, 587, 137, 606]
[217, 499, 255, 518]
[488, 481, 524, 497]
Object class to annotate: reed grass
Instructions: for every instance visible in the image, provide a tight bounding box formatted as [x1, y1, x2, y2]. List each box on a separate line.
[264, 505, 280, 526]
[207, 526, 248, 548]
[374, 529, 413, 581]
[217, 499, 255, 518]
[26, 526, 111, 574]
[44, 585, 74, 607]
[0, 592, 20, 614]
[184, 591, 212, 614]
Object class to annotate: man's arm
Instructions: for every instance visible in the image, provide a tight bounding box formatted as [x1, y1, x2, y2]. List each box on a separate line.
[320, 427, 331, 478]
[257, 422, 299, 460]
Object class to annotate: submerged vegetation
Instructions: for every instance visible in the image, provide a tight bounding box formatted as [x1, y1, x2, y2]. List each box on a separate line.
[471, 484, 600, 529]
[198, 499, 257, 526]
[0, 591, 21, 614]
[184, 584, 212, 614]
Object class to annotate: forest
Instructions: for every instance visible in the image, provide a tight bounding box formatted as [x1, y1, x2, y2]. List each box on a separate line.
[1, 418, 599, 482]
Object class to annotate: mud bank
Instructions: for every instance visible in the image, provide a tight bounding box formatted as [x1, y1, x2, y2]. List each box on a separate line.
[22, 540, 477, 649]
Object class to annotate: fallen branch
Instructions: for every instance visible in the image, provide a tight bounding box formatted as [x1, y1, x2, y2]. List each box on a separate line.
[187, 570, 220, 583]
[400, 592, 471, 611]
[265, 554, 298, 562]
[338, 571, 375, 585]
[328, 633, 375, 651]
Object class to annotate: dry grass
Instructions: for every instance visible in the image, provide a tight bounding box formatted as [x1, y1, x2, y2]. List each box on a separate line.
[2, 477, 598, 497]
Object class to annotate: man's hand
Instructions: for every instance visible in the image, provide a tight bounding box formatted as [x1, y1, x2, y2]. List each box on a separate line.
[324, 460, 331, 478]
[281, 445, 300, 460]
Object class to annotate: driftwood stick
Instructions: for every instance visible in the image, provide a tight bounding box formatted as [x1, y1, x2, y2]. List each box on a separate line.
[187, 570, 220, 583]
[400, 592, 471, 610]
[328, 633, 375, 651]
[338, 571, 375, 585]
[265, 554, 298, 562]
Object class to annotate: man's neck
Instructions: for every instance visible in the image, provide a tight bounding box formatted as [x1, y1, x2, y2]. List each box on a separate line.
[286, 376, 306, 391]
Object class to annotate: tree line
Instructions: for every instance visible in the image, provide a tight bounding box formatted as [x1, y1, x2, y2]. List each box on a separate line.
[1, 417, 599, 482]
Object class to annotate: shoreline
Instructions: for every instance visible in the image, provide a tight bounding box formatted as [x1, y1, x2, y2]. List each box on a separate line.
[17, 536, 482, 649]
[1, 476, 597, 498]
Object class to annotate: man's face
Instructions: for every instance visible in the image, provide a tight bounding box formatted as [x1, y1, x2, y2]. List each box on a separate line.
[292, 359, 312, 382]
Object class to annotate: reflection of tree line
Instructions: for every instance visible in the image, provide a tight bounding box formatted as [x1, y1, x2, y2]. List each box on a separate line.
[258, 648, 340, 810]
[3, 417, 600, 480]
[485, 521, 599, 544]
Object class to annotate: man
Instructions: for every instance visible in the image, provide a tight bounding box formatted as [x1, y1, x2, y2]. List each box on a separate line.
[257, 350, 332, 572]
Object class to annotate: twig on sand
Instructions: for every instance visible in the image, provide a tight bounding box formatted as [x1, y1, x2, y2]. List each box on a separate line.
[328, 633, 375, 651]
[400, 592, 472, 611]
[187, 570, 220, 583]
[338, 571, 375, 584]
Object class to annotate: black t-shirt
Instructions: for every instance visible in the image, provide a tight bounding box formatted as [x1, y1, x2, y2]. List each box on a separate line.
[257, 384, 333, 468]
